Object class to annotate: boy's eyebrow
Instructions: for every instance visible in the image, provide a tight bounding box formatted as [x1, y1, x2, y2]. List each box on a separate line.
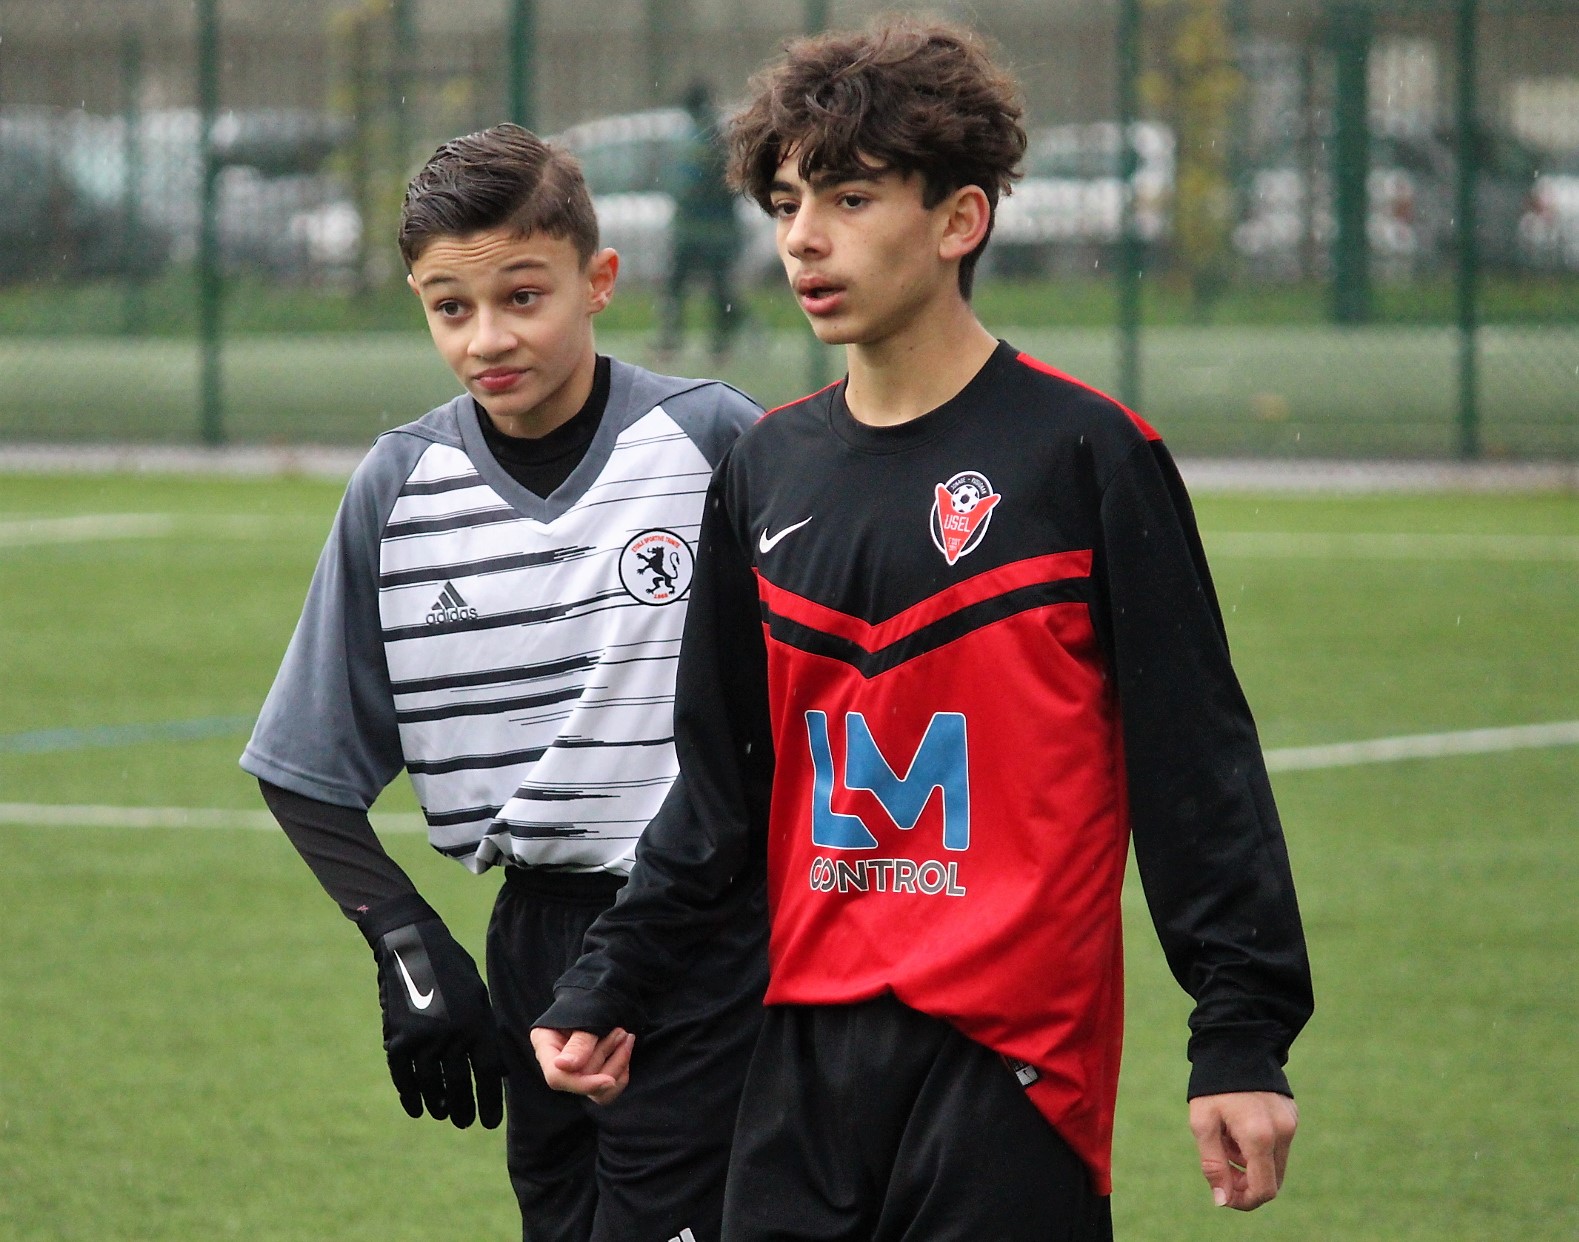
[811, 170, 886, 190]
[770, 170, 888, 195]
[414, 257, 552, 289]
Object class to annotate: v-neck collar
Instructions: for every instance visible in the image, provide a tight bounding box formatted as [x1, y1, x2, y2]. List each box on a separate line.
[457, 358, 641, 524]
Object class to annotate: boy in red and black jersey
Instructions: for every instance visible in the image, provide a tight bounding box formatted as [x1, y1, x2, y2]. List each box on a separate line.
[534, 17, 1312, 1240]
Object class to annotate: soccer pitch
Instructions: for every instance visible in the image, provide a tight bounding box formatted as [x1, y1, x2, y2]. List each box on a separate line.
[1, 323, 1575, 459]
[1, 474, 1575, 1240]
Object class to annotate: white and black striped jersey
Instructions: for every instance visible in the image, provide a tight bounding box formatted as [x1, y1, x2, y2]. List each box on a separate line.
[242, 360, 759, 875]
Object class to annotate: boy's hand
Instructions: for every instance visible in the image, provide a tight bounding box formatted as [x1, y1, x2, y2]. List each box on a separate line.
[1189, 1091, 1298, 1211]
[531, 1027, 635, 1105]
[357, 894, 505, 1130]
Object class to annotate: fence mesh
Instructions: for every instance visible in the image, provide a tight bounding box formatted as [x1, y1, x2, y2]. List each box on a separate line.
[1, 0, 1574, 458]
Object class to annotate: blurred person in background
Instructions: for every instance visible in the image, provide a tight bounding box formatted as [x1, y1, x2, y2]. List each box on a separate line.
[656, 81, 745, 363]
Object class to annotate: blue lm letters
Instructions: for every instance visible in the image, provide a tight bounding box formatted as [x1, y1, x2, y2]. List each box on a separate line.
[806, 710, 970, 851]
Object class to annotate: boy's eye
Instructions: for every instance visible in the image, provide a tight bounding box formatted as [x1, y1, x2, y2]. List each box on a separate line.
[435, 299, 464, 318]
[769, 199, 798, 219]
[838, 192, 868, 209]
[510, 289, 540, 307]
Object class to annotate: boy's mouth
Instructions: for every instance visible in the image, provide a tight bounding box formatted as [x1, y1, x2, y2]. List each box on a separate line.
[473, 367, 526, 394]
[795, 276, 846, 316]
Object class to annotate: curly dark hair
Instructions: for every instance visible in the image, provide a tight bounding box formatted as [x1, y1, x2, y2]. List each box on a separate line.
[727, 15, 1027, 297]
[398, 123, 599, 268]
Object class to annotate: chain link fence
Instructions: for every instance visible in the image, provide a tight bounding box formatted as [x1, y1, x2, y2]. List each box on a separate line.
[0, 0, 1574, 458]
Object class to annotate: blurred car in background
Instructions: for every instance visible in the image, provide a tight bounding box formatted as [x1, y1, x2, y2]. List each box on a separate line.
[1519, 152, 1579, 271]
[0, 106, 358, 285]
[0, 111, 172, 284]
[130, 108, 360, 279]
[1234, 123, 1560, 275]
[554, 107, 778, 284]
[989, 121, 1174, 274]
[556, 110, 1178, 284]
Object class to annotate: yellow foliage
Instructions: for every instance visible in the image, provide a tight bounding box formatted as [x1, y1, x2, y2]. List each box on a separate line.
[1141, 0, 1243, 308]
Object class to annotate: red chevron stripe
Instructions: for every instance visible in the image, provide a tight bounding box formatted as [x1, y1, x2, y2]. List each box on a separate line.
[755, 549, 1092, 653]
[1015, 351, 1161, 441]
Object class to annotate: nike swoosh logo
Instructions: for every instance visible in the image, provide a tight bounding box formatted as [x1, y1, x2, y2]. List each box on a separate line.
[392, 949, 435, 1011]
[759, 517, 812, 554]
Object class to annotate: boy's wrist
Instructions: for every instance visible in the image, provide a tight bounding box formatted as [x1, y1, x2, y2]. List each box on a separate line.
[534, 985, 640, 1039]
[1186, 1030, 1293, 1100]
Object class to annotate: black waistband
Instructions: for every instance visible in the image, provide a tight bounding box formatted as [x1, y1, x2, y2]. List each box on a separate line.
[501, 865, 628, 902]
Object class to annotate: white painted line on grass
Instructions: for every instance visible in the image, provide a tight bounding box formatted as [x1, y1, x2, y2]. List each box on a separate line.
[3, 724, 1574, 831]
[1208, 531, 1579, 561]
[0, 803, 427, 833]
[1264, 721, 1579, 772]
[0, 512, 326, 549]
[0, 514, 179, 546]
[5, 447, 1573, 492]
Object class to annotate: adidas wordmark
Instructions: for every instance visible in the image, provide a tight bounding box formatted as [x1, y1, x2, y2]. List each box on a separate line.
[425, 581, 479, 625]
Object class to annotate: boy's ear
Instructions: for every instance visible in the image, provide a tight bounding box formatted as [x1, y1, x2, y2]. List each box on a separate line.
[586, 247, 619, 314]
[937, 185, 992, 265]
[406, 272, 420, 297]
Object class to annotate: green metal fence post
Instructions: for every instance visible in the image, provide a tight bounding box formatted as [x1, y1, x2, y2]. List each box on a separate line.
[507, 0, 537, 130]
[803, 0, 831, 395]
[1116, 0, 1142, 412]
[646, 0, 674, 108]
[121, 28, 146, 337]
[347, 9, 372, 296]
[197, 0, 224, 446]
[390, 0, 415, 178]
[1454, 0, 1480, 460]
[1329, 1, 1372, 325]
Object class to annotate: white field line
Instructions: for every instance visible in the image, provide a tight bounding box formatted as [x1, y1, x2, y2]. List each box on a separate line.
[7, 514, 1575, 560]
[4, 447, 1573, 492]
[2, 723, 1574, 831]
[1263, 721, 1579, 772]
[0, 513, 323, 548]
[0, 803, 426, 832]
[1207, 531, 1579, 561]
[0, 514, 180, 546]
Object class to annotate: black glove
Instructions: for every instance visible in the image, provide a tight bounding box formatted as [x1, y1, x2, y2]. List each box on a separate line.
[357, 893, 505, 1130]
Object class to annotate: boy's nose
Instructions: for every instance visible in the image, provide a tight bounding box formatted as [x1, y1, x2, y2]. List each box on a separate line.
[783, 205, 828, 260]
[469, 308, 517, 357]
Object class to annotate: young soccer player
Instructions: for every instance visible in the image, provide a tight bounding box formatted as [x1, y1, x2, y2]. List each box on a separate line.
[533, 18, 1314, 1240]
[241, 123, 766, 1242]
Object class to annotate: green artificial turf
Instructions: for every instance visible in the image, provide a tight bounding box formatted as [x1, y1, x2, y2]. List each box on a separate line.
[1, 478, 1574, 1239]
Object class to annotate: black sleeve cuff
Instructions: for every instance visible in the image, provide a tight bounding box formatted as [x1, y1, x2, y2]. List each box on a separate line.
[533, 986, 642, 1038]
[1186, 1030, 1294, 1100]
[355, 892, 442, 945]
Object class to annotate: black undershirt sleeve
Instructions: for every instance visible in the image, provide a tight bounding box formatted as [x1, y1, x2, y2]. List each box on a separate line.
[260, 779, 419, 919]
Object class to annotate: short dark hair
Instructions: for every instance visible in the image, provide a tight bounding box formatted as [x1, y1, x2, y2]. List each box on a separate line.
[398, 123, 599, 268]
[727, 16, 1026, 297]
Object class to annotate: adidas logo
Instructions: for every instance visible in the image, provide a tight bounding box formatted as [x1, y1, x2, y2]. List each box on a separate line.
[425, 581, 479, 625]
[667, 1230, 697, 1242]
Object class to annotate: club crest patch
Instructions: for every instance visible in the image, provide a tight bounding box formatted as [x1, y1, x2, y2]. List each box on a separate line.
[618, 529, 694, 605]
[930, 471, 1001, 565]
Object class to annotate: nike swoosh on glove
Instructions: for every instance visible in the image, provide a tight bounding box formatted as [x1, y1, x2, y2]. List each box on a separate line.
[357, 893, 505, 1129]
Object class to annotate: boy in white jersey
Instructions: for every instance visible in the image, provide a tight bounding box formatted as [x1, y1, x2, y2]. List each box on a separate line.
[242, 124, 764, 1242]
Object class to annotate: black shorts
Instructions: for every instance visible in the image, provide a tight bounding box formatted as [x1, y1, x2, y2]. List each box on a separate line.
[488, 867, 768, 1242]
[722, 995, 1113, 1242]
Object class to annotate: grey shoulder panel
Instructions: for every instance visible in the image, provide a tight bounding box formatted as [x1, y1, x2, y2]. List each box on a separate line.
[609, 359, 761, 469]
[240, 417, 443, 809]
[374, 394, 469, 452]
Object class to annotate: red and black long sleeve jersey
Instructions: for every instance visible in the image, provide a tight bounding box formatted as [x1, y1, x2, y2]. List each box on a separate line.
[543, 341, 1313, 1192]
